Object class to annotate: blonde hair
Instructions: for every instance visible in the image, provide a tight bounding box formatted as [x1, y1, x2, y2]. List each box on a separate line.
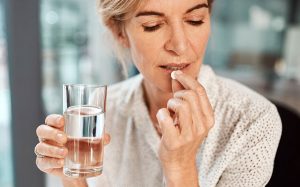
[97, 0, 214, 76]
[97, 0, 144, 76]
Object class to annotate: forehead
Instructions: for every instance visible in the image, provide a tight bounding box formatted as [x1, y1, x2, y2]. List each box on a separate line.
[136, 0, 208, 14]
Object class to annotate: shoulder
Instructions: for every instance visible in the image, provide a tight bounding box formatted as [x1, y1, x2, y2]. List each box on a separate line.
[200, 65, 281, 138]
[209, 77, 282, 186]
[107, 74, 142, 102]
[200, 65, 278, 122]
[106, 74, 143, 115]
[216, 76, 279, 124]
[198, 67, 282, 185]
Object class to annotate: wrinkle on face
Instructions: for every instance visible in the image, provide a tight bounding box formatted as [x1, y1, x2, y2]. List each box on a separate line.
[122, 0, 211, 92]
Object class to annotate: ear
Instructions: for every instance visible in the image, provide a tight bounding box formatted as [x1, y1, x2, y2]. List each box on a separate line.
[106, 19, 130, 48]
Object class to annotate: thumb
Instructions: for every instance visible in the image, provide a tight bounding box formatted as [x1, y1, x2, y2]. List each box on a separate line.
[156, 108, 178, 139]
[104, 133, 111, 146]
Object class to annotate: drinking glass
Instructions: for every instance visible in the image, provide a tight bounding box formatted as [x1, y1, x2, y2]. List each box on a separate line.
[63, 84, 107, 178]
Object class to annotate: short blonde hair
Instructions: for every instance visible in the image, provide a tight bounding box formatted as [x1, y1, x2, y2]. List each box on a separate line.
[97, 0, 145, 76]
[97, 0, 214, 75]
[98, 0, 143, 27]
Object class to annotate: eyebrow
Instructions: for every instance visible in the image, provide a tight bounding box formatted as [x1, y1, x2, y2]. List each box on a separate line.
[135, 3, 209, 17]
[186, 3, 209, 13]
[135, 11, 164, 17]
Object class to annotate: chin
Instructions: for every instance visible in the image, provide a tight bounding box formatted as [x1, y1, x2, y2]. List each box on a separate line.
[144, 74, 172, 94]
[156, 77, 173, 93]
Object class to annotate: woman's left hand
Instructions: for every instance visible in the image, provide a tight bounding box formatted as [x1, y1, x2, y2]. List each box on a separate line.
[156, 70, 214, 185]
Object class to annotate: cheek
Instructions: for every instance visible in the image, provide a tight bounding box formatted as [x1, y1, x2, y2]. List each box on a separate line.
[127, 39, 153, 79]
[128, 34, 161, 68]
[189, 27, 211, 59]
[187, 25, 211, 78]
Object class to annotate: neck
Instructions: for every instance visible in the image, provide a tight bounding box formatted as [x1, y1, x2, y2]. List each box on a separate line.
[142, 80, 173, 124]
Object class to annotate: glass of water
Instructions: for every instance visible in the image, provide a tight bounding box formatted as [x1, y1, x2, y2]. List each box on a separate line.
[63, 84, 107, 178]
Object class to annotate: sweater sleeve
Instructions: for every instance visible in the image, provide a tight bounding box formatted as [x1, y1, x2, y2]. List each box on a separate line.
[216, 104, 282, 187]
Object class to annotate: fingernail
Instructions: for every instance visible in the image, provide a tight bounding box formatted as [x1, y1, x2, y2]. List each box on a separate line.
[55, 116, 62, 124]
[157, 110, 166, 121]
[57, 133, 66, 143]
[58, 159, 64, 166]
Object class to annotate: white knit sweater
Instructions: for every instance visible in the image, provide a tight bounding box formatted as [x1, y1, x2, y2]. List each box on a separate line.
[85, 65, 282, 187]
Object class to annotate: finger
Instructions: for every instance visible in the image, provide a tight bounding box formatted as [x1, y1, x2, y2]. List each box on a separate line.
[167, 98, 193, 138]
[172, 79, 184, 94]
[36, 125, 67, 145]
[45, 114, 64, 130]
[35, 142, 67, 159]
[36, 157, 64, 171]
[172, 70, 201, 91]
[103, 133, 111, 146]
[156, 108, 179, 142]
[173, 71, 213, 117]
[174, 90, 202, 132]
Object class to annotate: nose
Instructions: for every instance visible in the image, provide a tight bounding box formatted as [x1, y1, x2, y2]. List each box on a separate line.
[165, 22, 189, 56]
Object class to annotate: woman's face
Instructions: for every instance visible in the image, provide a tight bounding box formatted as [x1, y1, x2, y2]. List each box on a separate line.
[122, 0, 211, 92]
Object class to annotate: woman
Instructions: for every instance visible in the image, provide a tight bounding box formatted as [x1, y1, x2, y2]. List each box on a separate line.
[34, 0, 282, 186]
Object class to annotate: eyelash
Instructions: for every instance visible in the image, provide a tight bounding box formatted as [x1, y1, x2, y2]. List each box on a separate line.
[143, 20, 204, 32]
[187, 20, 204, 26]
[143, 25, 161, 32]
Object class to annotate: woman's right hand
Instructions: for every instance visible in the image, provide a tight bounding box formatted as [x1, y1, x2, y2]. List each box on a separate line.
[35, 114, 110, 186]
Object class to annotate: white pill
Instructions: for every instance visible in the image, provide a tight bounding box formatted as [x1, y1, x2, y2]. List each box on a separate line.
[171, 71, 176, 80]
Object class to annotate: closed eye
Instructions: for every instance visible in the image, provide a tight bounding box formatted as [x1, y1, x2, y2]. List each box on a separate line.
[142, 20, 204, 32]
[143, 25, 161, 32]
[187, 20, 204, 26]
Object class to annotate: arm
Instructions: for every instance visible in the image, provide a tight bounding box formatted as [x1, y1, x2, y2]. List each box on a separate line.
[156, 71, 214, 187]
[217, 104, 282, 187]
[163, 163, 199, 187]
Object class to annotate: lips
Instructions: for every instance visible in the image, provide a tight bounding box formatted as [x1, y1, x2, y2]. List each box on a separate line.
[159, 63, 190, 71]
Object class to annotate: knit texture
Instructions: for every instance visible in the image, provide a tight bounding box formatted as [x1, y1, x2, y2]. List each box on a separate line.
[87, 65, 282, 187]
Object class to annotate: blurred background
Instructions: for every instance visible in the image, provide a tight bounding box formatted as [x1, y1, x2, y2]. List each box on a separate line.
[0, 0, 299, 187]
